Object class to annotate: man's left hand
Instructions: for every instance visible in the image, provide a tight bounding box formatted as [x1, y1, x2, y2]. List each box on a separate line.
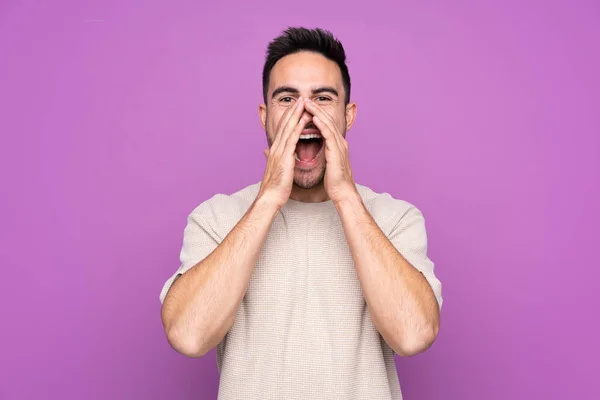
[304, 99, 358, 205]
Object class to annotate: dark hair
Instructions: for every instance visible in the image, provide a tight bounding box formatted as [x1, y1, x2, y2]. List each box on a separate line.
[262, 27, 351, 104]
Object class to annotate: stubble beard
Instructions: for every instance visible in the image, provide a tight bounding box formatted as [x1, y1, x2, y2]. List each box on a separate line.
[294, 165, 326, 190]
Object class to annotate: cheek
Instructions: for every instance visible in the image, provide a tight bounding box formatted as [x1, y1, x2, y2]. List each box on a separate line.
[267, 115, 279, 132]
[322, 105, 346, 129]
[268, 106, 289, 128]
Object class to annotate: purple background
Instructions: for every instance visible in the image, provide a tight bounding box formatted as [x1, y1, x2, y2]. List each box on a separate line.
[1, 0, 598, 399]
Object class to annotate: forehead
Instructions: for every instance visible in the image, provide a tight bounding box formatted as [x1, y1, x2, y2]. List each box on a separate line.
[268, 51, 344, 94]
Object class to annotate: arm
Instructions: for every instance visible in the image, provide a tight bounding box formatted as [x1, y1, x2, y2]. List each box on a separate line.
[303, 99, 441, 357]
[335, 194, 440, 356]
[161, 197, 279, 358]
[161, 97, 309, 357]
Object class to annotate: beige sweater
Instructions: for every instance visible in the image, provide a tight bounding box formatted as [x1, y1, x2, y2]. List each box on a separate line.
[160, 182, 442, 399]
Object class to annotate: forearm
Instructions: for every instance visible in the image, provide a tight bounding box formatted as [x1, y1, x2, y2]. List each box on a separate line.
[335, 193, 440, 356]
[161, 196, 279, 357]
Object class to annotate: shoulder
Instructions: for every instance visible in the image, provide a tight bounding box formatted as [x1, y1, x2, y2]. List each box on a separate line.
[187, 182, 261, 227]
[355, 183, 425, 230]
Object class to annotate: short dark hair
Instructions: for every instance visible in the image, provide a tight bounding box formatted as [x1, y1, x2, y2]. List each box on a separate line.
[262, 27, 351, 105]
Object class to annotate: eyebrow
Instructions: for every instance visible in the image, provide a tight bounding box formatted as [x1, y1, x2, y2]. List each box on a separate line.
[312, 87, 339, 97]
[271, 86, 339, 99]
[271, 86, 299, 98]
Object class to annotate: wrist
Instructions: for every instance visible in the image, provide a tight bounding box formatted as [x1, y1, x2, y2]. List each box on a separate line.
[253, 193, 283, 216]
[333, 187, 363, 213]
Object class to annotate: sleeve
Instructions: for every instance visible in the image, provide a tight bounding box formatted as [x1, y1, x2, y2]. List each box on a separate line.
[387, 205, 443, 310]
[159, 209, 221, 304]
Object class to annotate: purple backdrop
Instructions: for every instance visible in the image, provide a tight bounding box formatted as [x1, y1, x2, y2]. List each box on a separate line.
[1, 0, 598, 399]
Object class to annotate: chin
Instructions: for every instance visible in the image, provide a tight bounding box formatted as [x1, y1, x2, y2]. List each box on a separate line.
[294, 166, 326, 190]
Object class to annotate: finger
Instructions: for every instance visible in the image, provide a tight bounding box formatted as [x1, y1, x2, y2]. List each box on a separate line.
[277, 97, 306, 149]
[271, 101, 304, 151]
[304, 100, 342, 147]
[264, 148, 269, 158]
[270, 99, 301, 148]
[284, 113, 311, 154]
[304, 99, 335, 125]
[312, 115, 341, 151]
[270, 100, 300, 149]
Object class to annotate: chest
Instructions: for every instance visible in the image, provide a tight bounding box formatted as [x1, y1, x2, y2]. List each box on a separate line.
[246, 210, 365, 313]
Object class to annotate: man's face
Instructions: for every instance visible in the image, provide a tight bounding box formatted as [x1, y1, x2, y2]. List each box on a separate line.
[259, 51, 356, 190]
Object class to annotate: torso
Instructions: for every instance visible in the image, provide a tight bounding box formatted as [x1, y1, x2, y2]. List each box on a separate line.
[207, 183, 402, 400]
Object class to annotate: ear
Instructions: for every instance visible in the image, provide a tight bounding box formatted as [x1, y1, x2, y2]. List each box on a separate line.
[259, 104, 267, 130]
[345, 102, 357, 131]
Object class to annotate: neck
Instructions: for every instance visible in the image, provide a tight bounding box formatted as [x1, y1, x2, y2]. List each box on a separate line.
[289, 183, 329, 203]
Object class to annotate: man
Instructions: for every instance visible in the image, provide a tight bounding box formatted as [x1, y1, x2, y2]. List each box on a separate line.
[159, 27, 442, 399]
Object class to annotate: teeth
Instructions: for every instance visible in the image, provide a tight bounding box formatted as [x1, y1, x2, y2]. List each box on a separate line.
[295, 153, 300, 161]
[299, 134, 321, 139]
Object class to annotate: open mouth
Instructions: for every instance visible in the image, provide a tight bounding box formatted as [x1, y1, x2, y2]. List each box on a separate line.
[295, 131, 324, 163]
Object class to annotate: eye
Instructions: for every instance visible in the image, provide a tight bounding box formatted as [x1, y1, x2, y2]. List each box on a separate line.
[314, 96, 332, 103]
[279, 96, 295, 103]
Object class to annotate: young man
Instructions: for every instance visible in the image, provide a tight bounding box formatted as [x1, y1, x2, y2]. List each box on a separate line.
[159, 27, 443, 400]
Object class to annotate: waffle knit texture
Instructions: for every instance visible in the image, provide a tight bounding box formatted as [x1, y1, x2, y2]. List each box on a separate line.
[160, 182, 443, 400]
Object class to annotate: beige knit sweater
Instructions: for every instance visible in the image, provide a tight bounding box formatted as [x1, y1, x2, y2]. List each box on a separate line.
[160, 182, 442, 399]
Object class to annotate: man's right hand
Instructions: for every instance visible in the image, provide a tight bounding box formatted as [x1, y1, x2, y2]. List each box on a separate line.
[257, 97, 309, 209]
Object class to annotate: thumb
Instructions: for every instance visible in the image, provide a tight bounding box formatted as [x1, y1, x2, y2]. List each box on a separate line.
[263, 148, 269, 158]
